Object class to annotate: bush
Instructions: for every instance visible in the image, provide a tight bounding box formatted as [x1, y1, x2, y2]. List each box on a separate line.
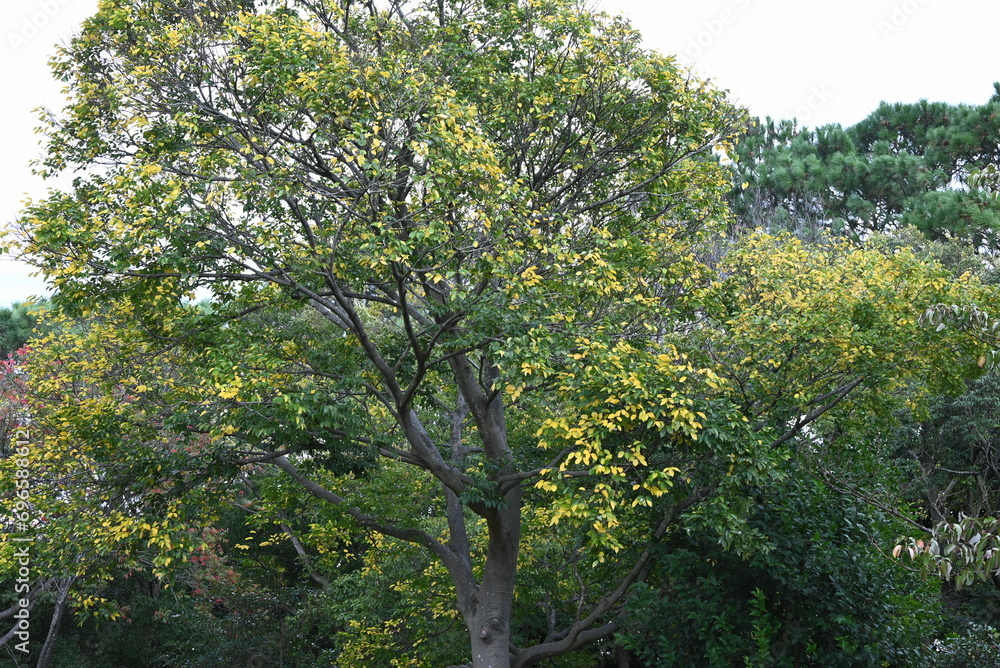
[927, 624, 1000, 668]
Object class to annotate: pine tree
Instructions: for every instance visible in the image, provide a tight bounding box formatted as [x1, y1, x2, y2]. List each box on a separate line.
[733, 85, 1000, 251]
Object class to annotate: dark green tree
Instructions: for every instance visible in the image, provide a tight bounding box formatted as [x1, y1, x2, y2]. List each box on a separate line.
[0, 303, 36, 358]
[895, 372, 1000, 528]
[618, 472, 940, 667]
[732, 85, 1000, 250]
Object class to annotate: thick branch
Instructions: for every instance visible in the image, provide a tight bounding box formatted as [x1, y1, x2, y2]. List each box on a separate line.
[513, 488, 712, 667]
[279, 521, 330, 587]
[0, 580, 48, 648]
[768, 376, 864, 449]
[272, 455, 461, 570]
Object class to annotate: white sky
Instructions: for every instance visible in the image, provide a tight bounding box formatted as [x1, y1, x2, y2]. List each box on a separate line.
[2, 0, 999, 305]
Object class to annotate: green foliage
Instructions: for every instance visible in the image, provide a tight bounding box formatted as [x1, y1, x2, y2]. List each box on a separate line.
[0, 302, 38, 357]
[8, 0, 1000, 664]
[890, 374, 1000, 593]
[731, 89, 1000, 250]
[896, 517, 1000, 589]
[11, 0, 756, 663]
[618, 473, 940, 667]
[895, 372, 1000, 522]
[926, 624, 1000, 668]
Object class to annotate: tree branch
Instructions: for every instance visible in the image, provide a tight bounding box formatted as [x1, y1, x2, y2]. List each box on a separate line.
[272, 455, 462, 570]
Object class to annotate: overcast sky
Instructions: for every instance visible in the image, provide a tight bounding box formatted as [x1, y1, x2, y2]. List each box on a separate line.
[3, 0, 999, 305]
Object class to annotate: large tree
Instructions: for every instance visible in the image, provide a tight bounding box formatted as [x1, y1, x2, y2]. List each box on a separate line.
[11, 0, 997, 665]
[13, 0, 749, 663]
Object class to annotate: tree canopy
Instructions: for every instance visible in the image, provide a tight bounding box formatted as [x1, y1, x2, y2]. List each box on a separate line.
[11, 0, 752, 663]
[5, 0, 1000, 665]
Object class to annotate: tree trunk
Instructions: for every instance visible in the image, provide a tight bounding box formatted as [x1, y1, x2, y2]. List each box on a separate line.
[464, 484, 521, 668]
[446, 356, 522, 667]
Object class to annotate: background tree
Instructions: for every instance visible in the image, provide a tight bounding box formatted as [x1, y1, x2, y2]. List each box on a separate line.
[0, 310, 233, 665]
[0, 303, 37, 359]
[726, 84, 1000, 632]
[601, 230, 995, 666]
[730, 87, 1000, 250]
[618, 470, 940, 667]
